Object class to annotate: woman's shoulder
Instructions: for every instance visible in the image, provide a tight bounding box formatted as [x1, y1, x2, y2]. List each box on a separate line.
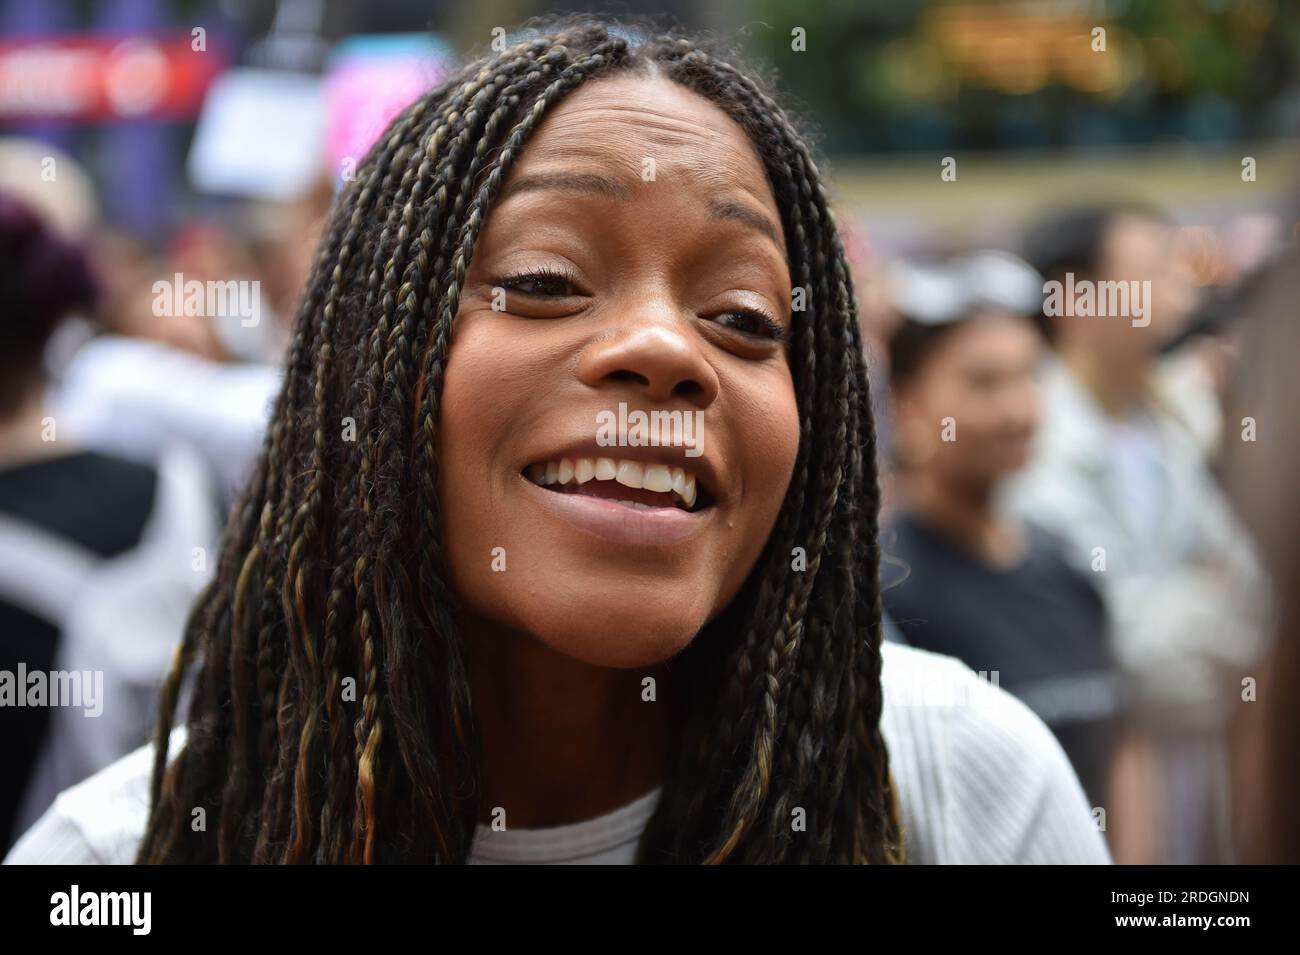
[7, 648, 1111, 866]
[4, 729, 182, 865]
[879, 642, 1112, 864]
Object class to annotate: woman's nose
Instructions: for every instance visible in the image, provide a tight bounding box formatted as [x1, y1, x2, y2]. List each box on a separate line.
[576, 311, 720, 408]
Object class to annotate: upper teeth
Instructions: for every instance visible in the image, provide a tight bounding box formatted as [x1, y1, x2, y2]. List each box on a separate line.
[526, 456, 698, 509]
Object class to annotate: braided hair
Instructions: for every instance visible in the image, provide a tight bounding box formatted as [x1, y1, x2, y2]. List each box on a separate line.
[136, 14, 905, 865]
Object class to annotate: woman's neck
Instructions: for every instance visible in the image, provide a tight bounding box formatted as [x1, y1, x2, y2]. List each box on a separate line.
[901, 469, 1024, 568]
[0, 385, 71, 469]
[463, 617, 676, 829]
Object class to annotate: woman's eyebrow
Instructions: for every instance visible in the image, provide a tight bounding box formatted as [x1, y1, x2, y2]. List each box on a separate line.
[707, 197, 782, 251]
[498, 171, 631, 202]
[497, 170, 784, 253]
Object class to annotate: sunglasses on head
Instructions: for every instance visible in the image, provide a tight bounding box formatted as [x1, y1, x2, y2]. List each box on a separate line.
[886, 250, 1043, 326]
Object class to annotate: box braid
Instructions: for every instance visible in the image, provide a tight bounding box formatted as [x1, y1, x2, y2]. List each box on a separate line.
[136, 14, 904, 865]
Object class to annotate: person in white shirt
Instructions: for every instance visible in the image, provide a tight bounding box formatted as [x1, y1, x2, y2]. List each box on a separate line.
[1005, 204, 1271, 863]
[6, 642, 1109, 864]
[9, 17, 1109, 865]
[50, 328, 281, 507]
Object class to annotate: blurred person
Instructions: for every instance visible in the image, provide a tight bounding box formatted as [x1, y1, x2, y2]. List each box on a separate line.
[244, 172, 335, 336]
[1005, 203, 1271, 863]
[7, 17, 1107, 865]
[0, 137, 283, 508]
[97, 223, 252, 362]
[0, 139, 98, 238]
[0, 195, 218, 851]
[48, 221, 285, 505]
[880, 251, 1125, 811]
[844, 219, 902, 508]
[1154, 214, 1286, 465]
[1219, 243, 1300, 864]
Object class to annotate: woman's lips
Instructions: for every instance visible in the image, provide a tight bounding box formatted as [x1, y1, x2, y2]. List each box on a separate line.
[519, 473, 710, 546]
[525, 454, 703, 509]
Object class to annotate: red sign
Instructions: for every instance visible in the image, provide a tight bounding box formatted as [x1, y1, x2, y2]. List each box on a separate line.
[0, 34, 226, 122]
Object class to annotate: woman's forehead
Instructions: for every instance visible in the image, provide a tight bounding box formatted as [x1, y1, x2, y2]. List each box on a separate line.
[503, 73, 784, 238]
[493, 75, 780, 246]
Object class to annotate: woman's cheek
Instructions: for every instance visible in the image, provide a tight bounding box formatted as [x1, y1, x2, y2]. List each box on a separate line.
[737, 366, 801, 508]
[435, 313, 519, 623]
[713, 369, 801, 609]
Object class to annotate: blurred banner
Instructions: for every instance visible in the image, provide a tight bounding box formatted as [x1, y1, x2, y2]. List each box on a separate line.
[0, 34, 226, 121]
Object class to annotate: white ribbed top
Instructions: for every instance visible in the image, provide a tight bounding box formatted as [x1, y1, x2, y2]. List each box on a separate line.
[4, 643, 1111, 865]
[469, 787, 662, 864]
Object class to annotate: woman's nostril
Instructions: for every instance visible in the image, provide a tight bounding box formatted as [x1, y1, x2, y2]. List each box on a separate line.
[608, 369, 650, 386]
[604, 371, 706, 398]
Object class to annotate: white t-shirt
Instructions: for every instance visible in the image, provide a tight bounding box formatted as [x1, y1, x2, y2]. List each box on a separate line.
[52, 333, 281, 505]
[4, 643, 1111, 865]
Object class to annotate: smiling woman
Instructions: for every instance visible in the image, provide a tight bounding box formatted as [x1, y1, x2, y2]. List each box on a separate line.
[5, 14, 1109, 866]
[439, 67, 800, 679]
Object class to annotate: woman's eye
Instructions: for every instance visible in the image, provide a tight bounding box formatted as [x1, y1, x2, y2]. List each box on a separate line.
[496, 269, 578, 298]
[711, 310, 785, 342]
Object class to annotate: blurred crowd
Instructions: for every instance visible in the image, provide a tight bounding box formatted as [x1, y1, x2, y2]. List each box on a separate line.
[0, 136, 319, 846]
[1, 13, 1297, 865]
[862, 201, 1294, 864]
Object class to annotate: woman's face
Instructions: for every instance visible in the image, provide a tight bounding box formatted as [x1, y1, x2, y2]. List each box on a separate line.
[893, 311, 1042, 485]
[438, 73, 801, 668]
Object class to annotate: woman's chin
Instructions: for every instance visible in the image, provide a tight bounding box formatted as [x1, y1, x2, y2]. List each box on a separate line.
[525, 605, 705, 669]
